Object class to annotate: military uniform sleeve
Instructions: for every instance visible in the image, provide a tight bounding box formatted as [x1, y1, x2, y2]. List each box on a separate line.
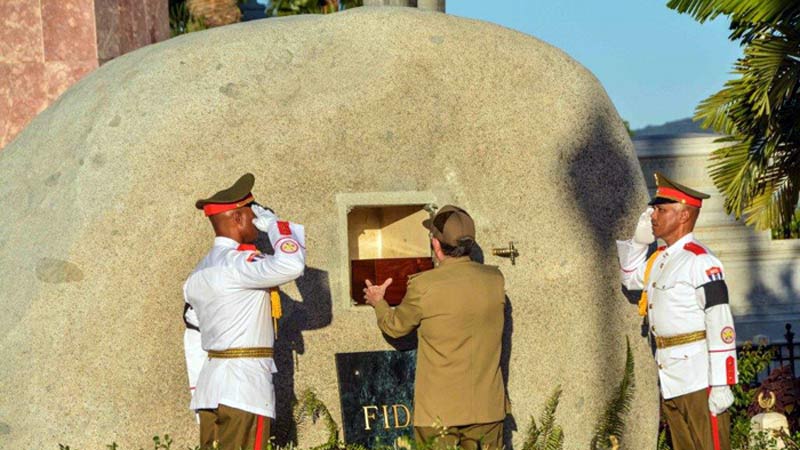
[616, 239, 648, 290]
[228, 221, 306, 289]
[692, 253, 738, 386]
[373, 277, 424, 339]
[182, 288, 207, 395]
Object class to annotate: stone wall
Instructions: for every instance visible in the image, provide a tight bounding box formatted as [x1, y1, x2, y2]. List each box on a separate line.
[0, 0, 169, 150]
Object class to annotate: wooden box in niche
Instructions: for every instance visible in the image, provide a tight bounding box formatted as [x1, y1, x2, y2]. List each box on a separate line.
[348, 204, 433, 305]
[351, 257, 434, 305]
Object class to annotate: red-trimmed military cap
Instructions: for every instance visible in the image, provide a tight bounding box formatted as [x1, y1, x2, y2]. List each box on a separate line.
[648, 172, 710, 208]
[195, 173, 256, 217]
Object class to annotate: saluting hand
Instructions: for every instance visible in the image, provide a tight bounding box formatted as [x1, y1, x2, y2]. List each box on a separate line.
[633, 207, 655, 245]
[363, 278, 393, 307]
[251, 204, 278, 232]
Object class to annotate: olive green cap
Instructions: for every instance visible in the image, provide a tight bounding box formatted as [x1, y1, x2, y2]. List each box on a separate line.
[422, 205, 475, 247]
[648, 171, 709, 208]
[195, 173, 256, 215]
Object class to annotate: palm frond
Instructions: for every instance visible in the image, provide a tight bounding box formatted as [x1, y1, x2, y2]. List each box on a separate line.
[666, 0, 800, 31]
[678, 0, 800, 233]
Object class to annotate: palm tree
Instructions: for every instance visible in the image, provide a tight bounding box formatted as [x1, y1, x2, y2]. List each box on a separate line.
[666, 0, 800, 237]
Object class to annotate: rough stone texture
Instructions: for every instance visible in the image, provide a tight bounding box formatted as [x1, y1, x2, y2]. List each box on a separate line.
[0, 7, 657, 450]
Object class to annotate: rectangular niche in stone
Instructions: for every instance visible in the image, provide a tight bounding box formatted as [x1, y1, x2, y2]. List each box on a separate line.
[335, 350, 416, 447]
[348, 205, 433, 305]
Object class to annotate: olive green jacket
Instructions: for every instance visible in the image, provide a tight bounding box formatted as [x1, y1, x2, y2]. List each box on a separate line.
[373, 256, 507, 427]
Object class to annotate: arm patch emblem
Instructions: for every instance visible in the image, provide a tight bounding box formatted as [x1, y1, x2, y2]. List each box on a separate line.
[721, 326, 735, 344]
[705, 266, 723, 282]
[280, 240, 299, 254]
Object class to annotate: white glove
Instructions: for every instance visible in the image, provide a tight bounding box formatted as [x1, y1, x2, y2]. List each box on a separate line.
[708, 385, 734, 415]
[251, 204, 278, 232]
[633, 207, 655, 245]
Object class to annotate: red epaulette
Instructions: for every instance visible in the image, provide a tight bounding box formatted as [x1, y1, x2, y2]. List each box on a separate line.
[683, 242, 707, 255]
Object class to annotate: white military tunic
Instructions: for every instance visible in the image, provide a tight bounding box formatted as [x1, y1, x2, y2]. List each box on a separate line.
[184, 220, 305, 417]
[183, 306, 206, 394]
[617, 232, 738, 399]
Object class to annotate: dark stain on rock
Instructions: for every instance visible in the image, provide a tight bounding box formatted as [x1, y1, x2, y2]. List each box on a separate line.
[430, 35, 444, 44]
[0, 421, 10, 435]
[35, 258, 85, 284]
[45, 172, 61, 187]
[219, 82, 240, 99]
[216, 63, 223, 70]
[108, 115, 121, 127]
[91, 153, 106, 167]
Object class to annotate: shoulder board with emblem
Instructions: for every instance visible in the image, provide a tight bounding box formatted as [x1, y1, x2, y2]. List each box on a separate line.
[683, 242, 707, 255]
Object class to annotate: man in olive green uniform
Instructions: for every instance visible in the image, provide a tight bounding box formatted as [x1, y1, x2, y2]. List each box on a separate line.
[364, 205, 507, 450]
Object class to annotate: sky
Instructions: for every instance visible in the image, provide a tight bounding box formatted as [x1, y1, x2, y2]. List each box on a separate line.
[447, 0, 743, 130]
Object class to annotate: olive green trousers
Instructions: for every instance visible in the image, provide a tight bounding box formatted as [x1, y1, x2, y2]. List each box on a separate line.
[662, 388, 730, 450]
[198, 404, 271, 450]
[414, 421, 503, 450]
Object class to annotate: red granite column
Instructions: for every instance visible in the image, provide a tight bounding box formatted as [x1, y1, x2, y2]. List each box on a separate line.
[0, 0, 169, 150]
[1, 2, 48, 149]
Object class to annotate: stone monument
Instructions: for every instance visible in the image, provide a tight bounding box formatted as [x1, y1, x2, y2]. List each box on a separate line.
[0, 7, 657, 449]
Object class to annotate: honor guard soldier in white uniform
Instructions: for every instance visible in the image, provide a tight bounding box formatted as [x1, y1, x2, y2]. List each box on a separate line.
[617, 172, 738, 450]
[184, 173, 306, 450]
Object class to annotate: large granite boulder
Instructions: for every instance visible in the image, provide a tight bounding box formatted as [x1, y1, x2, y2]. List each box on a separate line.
[0, 7, 657, 449]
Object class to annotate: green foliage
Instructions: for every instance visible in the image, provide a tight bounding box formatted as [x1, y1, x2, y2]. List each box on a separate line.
[778, 429, 800, 450]
[771, 208, 800, 239]
[294, 389, 350, 450]
[729, 343, 776, 449]
[623, 120, 635, 138]
[267, 0, 362, 17]
[522, 386, 564, 450]
[666, 0, 800, 235]
[657, 429, 671, 450]
[169, 1, 208, 36]
[591, 336, 635, 450]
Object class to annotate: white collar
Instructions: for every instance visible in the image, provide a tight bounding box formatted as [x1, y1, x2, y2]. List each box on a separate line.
[664, 232, 695, 254]
[213, 236, 240, 249]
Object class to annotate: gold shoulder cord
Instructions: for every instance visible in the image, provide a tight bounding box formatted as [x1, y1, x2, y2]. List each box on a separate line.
[270, 287, 282, 338]
[638, 250, 662, 317]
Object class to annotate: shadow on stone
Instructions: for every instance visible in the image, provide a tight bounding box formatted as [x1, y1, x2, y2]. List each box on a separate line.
[502, 296, 516, 449]
[273, 266, 333, 446]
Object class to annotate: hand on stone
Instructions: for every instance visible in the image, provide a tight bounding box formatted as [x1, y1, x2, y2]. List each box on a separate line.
[363, 278, 393, 306]
[708, 385, 734, 415]
[251, 204, 278, 232]
[633, 207, 655, 245]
